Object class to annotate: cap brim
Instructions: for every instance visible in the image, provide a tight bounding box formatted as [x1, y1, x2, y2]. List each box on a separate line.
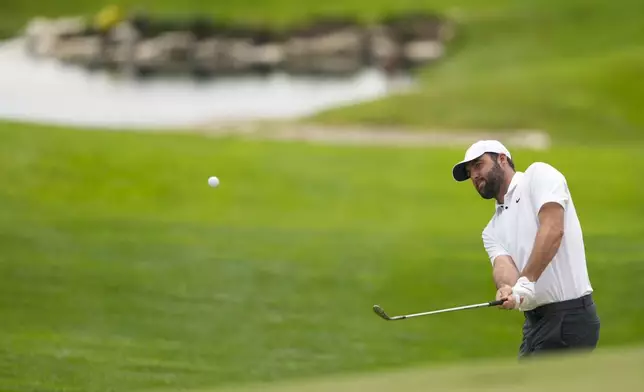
[452, 161, 470, 182]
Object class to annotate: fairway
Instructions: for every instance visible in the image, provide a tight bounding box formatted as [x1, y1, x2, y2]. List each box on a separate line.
[0, 122, 643, 391]
[2, 1, 644, 390]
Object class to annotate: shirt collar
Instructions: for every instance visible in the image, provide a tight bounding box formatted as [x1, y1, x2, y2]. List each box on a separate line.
[495, 172, 524, 210]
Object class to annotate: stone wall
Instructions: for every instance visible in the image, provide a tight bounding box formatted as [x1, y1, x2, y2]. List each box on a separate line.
[21, 10, 456, 78]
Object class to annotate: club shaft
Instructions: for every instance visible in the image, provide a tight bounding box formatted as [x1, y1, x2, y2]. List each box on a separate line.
[391, 302, 494, 319]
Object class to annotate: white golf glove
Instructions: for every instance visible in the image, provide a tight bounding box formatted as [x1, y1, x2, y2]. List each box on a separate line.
[511, 277, 537, 311]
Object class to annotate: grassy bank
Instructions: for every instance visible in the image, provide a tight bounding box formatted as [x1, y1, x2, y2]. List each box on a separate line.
[1, 121, 643, 391]
[311, 0, 644, 145]
[0, 1, 505, 38]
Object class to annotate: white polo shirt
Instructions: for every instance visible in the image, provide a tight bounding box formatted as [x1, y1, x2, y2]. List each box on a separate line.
[482, 162, 593, 307]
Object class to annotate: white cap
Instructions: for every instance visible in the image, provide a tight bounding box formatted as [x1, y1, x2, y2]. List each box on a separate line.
[452, 140, 512, 182]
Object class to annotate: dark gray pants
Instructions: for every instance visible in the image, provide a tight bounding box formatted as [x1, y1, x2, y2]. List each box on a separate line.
[519, 294, 600, 358]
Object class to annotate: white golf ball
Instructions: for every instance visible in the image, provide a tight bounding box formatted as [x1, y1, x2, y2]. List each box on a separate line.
[208, 176, 220, 187]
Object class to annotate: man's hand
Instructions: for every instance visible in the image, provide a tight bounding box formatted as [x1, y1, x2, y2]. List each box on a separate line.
[495, 285, 516, 309]
[511, 277, 537, 311]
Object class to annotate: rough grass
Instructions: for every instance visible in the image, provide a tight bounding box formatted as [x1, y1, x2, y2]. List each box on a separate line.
[1, 121, 643, 391]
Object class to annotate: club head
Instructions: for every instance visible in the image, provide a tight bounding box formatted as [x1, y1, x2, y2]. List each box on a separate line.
[373, 305, 392, 320]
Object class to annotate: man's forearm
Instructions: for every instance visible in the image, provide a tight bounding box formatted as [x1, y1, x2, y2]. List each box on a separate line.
[493, 256, 519, 289]
[521, 218, 564, 282]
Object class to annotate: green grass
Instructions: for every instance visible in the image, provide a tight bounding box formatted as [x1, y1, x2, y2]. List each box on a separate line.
[1, 121, 643, 391]
[196, 346, 644, 392]
[1, 2, 642, 390]
[0, 0, 507, 38]
[311, 0, 644, 145]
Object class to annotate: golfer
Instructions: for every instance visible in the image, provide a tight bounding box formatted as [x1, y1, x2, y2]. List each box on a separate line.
[451, 140, 600, 358]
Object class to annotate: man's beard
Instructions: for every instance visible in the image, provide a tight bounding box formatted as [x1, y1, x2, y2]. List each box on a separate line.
[479, 162, 504, 200]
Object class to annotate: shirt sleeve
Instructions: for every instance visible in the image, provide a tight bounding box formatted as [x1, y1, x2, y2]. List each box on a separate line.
[528, 162, 570, 213]
[482, 226, 510, 266]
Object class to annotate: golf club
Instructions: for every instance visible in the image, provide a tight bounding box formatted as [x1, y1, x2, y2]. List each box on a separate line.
[373, 299, 506, 321]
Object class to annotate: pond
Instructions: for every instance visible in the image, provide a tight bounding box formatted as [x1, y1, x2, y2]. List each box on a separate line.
[0, 38, 414, 129]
